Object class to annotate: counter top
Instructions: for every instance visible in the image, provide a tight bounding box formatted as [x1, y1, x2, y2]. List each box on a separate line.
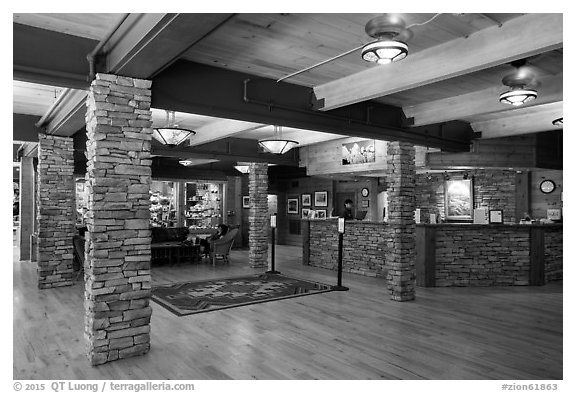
[416, 223, 562, 229]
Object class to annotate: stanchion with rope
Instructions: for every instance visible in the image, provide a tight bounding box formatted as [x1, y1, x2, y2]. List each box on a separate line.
[332, 217, 349, 291]
[266, 214, 281, 274]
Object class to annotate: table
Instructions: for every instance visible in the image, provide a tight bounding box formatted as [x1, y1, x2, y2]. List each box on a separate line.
[151, 242, 201, 265]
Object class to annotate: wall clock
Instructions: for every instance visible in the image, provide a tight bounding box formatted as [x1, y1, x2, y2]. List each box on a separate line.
[361, 187, 370, 197]
[539, 180, 556, 194]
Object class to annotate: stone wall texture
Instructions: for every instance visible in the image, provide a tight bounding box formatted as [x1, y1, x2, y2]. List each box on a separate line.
[248, 163, 268, 268]
[308, 220, 389, 277]
[386, 141, 416, 301]
[84, 73, 153, 366]
[544, 227, 563, 282]
[36, 134, 75, 289]
[434, 226, 531, 286]
[415, 170, 517, 224]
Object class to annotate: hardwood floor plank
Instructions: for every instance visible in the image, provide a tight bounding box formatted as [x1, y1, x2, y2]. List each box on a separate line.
[13, 244, 562, 380]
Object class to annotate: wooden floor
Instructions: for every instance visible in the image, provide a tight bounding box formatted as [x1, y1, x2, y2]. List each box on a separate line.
[13, 239, 563, 380]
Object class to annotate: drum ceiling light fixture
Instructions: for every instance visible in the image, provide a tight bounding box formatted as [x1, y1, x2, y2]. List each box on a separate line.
[499, 59, 538, 106]
[152, 110, 195, 146]
[361, 15, 409, 65]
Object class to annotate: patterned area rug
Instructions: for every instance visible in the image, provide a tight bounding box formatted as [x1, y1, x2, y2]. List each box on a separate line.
[152, 273, 334, 316]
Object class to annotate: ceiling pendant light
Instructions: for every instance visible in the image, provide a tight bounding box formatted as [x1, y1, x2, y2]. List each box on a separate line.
[499, 59, 538, 106]
[361, 15, 409, 65]
[552, 117, 563, 127]
[258, 125, 299, 155]
[153, 110, 196, 146]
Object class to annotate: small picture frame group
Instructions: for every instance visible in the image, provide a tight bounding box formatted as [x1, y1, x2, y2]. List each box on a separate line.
[301, 193, 311, 207]
[301, 208, 311, 219]
[314, 191, 328, 207]
[287, 198, 299, 214]
[242, 196, 250, 208]
[315, 209, 327, 219]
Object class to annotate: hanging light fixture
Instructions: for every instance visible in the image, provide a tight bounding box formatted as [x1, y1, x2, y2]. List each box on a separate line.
[361, 15, 409, 65]
[552, 117, 563, 127]
[234, 163, 250, 174]
[152, 110, 195, 146]
[258, 125, 299, 154]
[499, 60, 538, 106]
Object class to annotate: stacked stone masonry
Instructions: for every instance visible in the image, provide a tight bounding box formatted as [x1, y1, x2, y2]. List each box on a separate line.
[248, 162, 268, 268]
[308, 221, 389, 277]
[544, 227, 563, 282]
[36, 134, 75, 289]
[84, 74, 153, 366]
[415, 170, 517, 224]
[385, 141, 416, 301]
[433, 226, 531, 286]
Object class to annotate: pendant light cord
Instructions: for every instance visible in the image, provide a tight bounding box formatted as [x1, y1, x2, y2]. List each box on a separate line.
[276, 13, 444, 83]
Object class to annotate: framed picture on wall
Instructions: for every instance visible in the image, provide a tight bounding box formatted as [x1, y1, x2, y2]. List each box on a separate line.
[301, 208, 311, 219]
[444, 179, 473, 221]
[287, 198, 299, 214]
[314, 191, 328, 207]
[302, 194, 311, 207]
[361, 200, 370, 208]
[242, 196, 250, 208]
[489, 209, 503, 224]
[315, 210, 327, 219]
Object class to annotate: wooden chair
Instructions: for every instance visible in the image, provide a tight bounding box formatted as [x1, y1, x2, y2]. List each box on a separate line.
[209, 228, 238, 266]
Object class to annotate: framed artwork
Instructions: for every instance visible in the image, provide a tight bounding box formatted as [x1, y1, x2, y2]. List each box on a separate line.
[361, 200, 370, 208]
[242, 196, 250, 208]
[314, 191, 328, 207]
[302, 193, 312, 207]
[287, 198, 299, 214]
[341, 139, 376, 165]
[444, 179, 473, 221]
[301, 208, 311, 219]
[315, 210, 327, 219]
[489, 209, 503, 224]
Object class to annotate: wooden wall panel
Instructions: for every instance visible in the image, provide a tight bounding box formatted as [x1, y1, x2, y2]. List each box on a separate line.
[300, 138, 388, 176]
[530, 170, 563, 219]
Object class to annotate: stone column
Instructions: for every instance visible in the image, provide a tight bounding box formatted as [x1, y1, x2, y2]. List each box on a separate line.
[84, 73, 153, 366]
[248, 163, 268, 268]
[386, 141, 416, 301]
[19, 156, 35, 260]
[36, 134, 75, 288]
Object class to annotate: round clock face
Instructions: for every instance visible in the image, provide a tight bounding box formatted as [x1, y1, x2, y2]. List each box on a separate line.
[361, 188, 370, 197]
[540, 180, 556, 194]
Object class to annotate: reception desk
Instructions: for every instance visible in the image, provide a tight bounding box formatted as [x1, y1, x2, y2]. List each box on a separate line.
[302, 219, 562, 287]
[416, 223, 562, 287]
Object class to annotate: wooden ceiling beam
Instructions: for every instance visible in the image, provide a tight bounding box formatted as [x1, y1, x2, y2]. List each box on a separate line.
[188, 119, 265, 147]
[472, 101, 563, 139]
[313, 13, 563, 111]
[105, 13, 235, 79]
[404, 74, 563, 126]
[152, 60, 473, 151]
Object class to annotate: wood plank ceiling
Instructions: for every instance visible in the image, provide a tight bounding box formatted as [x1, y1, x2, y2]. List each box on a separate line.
[12, 12, 563, 169]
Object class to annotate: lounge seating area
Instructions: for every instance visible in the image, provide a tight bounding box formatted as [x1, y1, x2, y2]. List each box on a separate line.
[72, 226, 239, 270]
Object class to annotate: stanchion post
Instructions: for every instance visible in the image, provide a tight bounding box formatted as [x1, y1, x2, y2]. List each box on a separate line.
[266, 214, 280, 274]
[332, 217, 349, 291]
